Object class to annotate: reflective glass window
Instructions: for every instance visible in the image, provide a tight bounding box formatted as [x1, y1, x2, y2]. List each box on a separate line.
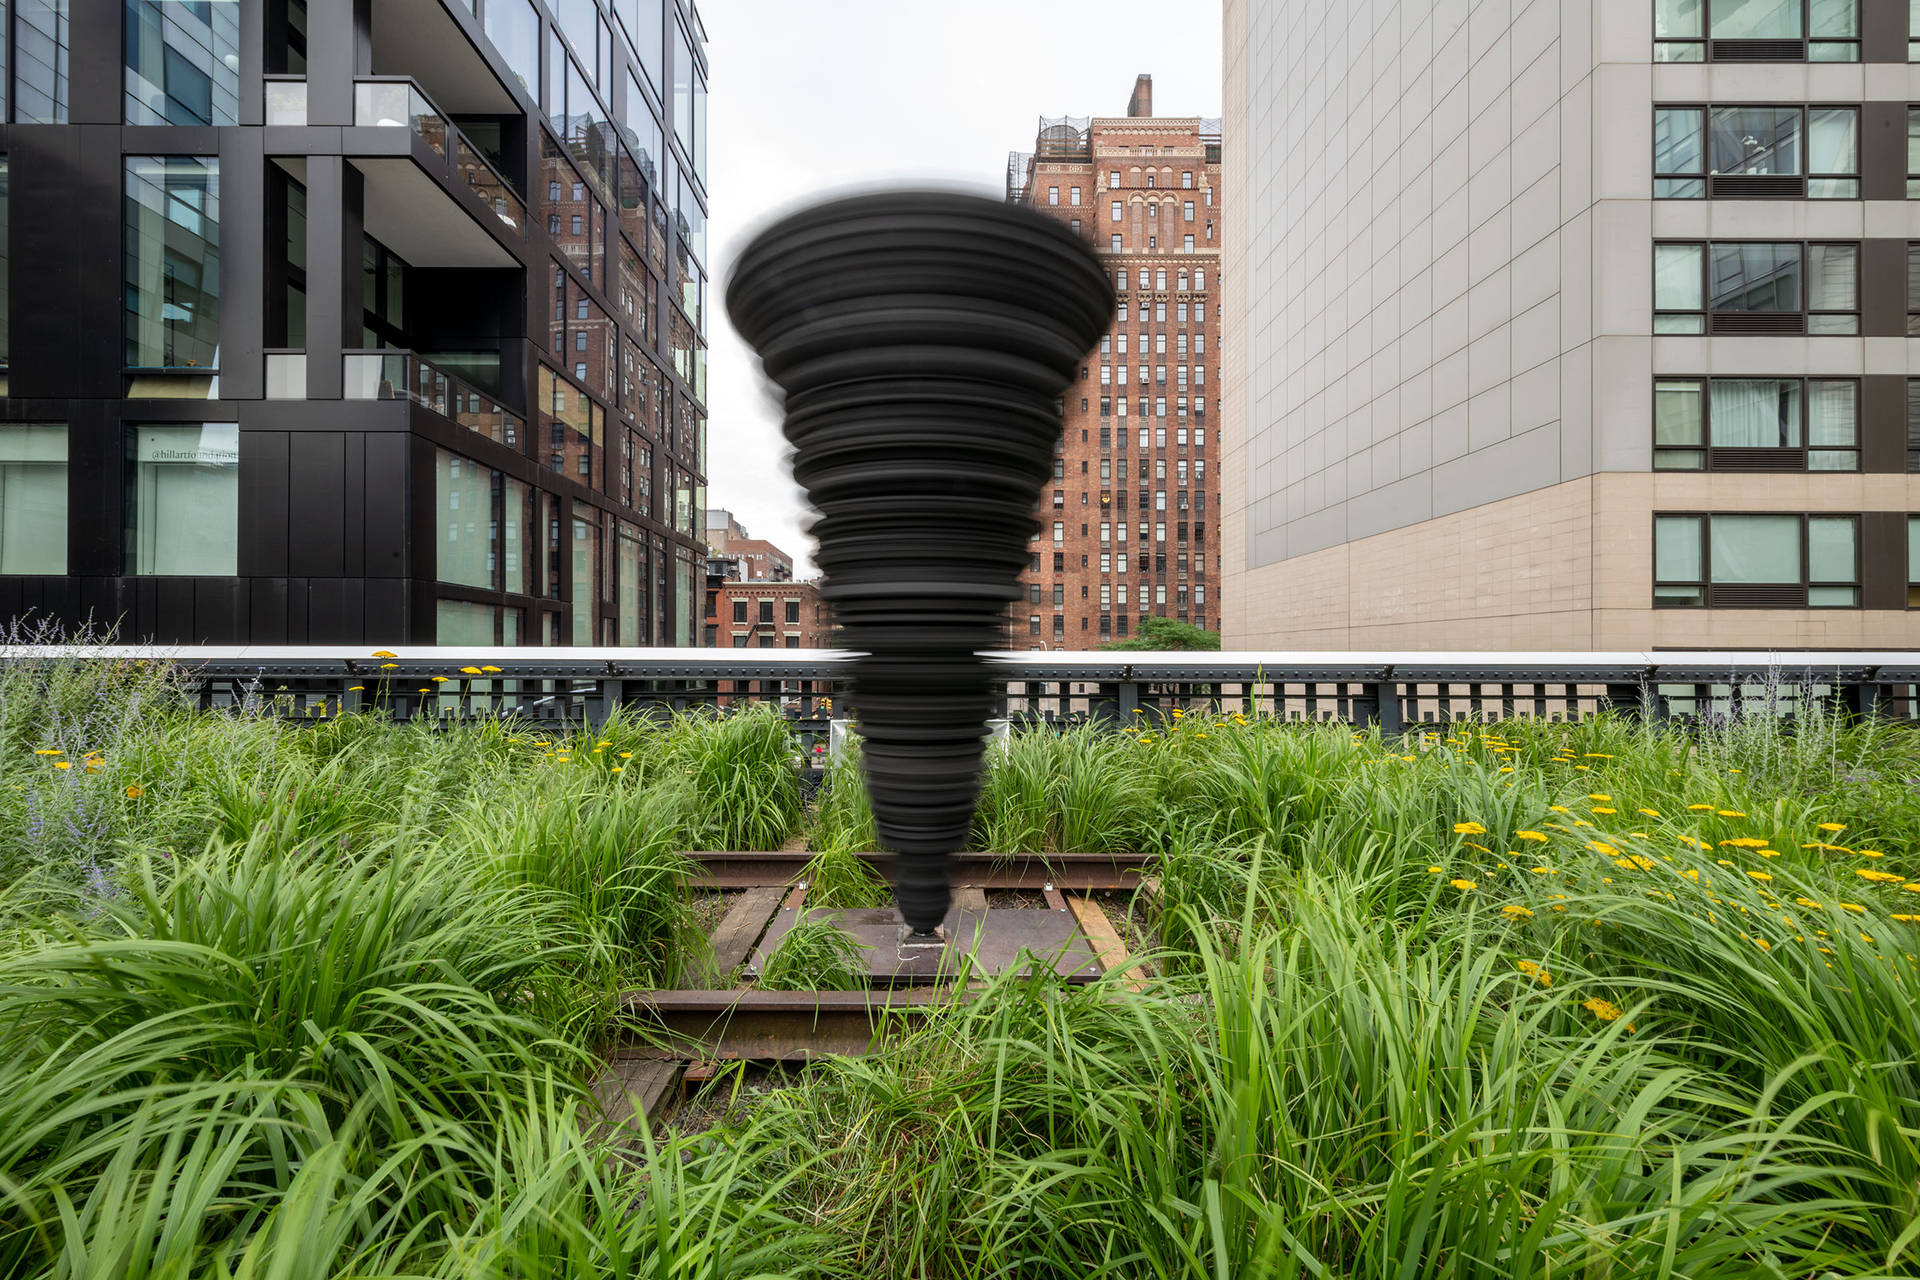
[124, 0, 239, 125]
[13, 0, 69, 123]
[1708, 105, 1799, 175]
[124, 156, 221, 370]
[671, 17, 693, 154]
[1711, 0, 1800, 37]
[436, 450, 493, 589]
[483, 0, 538, 97]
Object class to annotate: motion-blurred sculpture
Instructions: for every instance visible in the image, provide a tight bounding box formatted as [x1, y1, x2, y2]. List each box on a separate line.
[726, 191, 1114, 936]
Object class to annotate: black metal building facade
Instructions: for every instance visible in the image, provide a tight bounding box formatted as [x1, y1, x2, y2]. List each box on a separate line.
[0, 0, 709, 645]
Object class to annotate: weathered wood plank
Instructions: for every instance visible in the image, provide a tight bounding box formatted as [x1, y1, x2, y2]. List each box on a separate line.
[588, 1053, 684, 1142]
[693, 885, 787, 988]
[1067, 894, 1146, 992]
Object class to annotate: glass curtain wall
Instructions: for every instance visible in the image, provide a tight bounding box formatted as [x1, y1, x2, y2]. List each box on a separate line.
[124, 156, 221, 370]
[124, 0, 240, 126]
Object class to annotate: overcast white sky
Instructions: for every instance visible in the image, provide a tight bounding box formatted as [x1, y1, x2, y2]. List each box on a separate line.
[701, 0, 1223, 576]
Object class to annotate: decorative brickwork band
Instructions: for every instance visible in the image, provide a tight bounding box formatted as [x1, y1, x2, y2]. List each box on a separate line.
[726, 191, 1114, 932]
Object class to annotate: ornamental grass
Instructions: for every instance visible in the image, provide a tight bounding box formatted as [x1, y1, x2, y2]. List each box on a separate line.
[0, 646, 1916, 1275]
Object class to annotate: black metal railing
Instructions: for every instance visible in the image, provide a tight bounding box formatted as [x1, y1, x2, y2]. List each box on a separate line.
[3, 649, 1917, 739]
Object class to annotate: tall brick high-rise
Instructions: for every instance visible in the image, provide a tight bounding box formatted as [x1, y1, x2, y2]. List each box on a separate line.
[1003, 75, 1222, 649]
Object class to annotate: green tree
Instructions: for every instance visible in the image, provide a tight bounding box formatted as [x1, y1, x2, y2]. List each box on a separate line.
[1098, 616, 1220, 652]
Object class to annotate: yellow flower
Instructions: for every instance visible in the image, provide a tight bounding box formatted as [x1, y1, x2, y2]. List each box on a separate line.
[1591, 806, 1617, 815]
[1720, 838, 1767, 849]
[1839, 903, 1866, 914]
[1677, 868, 1701, 881]
[1590, 841, 1621, 855]
[1584, 753, 1614, 759]
[1717, 810, 1747, 818]
[1427, 866, 1444, 874]
[1501, 904, 1534, 919]
[431, 676, 449, 683]
[1499, 766, 1514, 773]
[125, 784, 143, 799]
[1687, 804, 1715, 811]
[371, 649, 396, 658]
[1548, 805, 1570, 813]
[1856, 850, 1885, 858]
[1746, 870, 1773, 882]
[612, 766, 624, 772]
[1752, 937, 1772, 951]
[1817, 822, 1846, 832]
[1453, 822, 1487, 835]
[1904, 884, 1920, 893]
[481, 665, 503, 673]
[1513, 831, 1547, 843]
[1637, 808, 1661, 817]
[1892, 914, 1920, 923]
[380, 663, 398, 670]
[1466, 841, 1491, 853]
[1589, 794, 1612, 802]
[1517, 960, 1552, 986]
[347, 685, 365, 692]
[1582, 997, 1624, 1022]
[619, 751, 633, 759]
[1449, 878, 1477, 891]
[1857, 869, 1905, 883]
[460, 666, 482, 675]
[53, 761, 70, 770]
[1756, 848, 1781, 858]
[1531, 866, 1554, 874]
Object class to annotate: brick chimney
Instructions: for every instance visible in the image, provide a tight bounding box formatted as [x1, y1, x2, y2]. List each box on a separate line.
[1126, 74, 1152, 117]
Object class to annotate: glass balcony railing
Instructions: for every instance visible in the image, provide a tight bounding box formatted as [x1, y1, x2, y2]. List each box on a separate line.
[352, 77, 525, 237]
[452, 131, 526, 235]
[354, 79, 447, 157]
[343, 350, 524, 451]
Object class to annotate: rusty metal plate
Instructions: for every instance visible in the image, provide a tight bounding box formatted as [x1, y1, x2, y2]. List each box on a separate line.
[621, 988, 957, 1061]
[749, 905, 1101, 984]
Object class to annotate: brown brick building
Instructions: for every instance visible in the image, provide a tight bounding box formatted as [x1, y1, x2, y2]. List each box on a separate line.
[700, 510, 831, 648]
[705, 508, 795, 581]
[1003, 75, 1222, 649]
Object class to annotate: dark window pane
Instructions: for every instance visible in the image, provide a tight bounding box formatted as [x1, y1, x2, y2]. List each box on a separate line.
[125, 1, 240, 126]
[1709, 242, 1799, 312]
[124, 156, 221, 370]
[1709, 106, 1801, 176]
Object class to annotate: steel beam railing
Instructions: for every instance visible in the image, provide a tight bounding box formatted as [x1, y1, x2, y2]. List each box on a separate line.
[2, 647, 1916, 730]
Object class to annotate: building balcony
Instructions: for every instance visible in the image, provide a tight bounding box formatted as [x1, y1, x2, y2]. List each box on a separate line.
[354, 78, 525, 237]
[343, 349, 524, 451]
[347, 77, 525, 261]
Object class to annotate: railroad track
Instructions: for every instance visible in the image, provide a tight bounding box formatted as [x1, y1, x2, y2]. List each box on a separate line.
[680, 848, 1152, 891]
[591, 851, 1156, 1135]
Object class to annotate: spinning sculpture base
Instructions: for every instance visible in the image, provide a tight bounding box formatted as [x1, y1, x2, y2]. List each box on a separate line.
[726, 192, 1114, 932]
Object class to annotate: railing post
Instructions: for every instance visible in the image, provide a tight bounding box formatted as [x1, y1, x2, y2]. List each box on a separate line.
[1604, 683, 1645, 722]
[1363, 677, 1403, 735]
[1843, 676, 1888, 721]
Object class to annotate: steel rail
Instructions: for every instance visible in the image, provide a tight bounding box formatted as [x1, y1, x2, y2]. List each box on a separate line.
[680, 849, 1150, 891]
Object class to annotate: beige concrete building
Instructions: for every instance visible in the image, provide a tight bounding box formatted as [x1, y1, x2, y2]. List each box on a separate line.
[1223, 0, 1920, 650]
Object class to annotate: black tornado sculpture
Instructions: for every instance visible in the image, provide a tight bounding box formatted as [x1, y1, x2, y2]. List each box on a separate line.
[726, 191, 1115, 937]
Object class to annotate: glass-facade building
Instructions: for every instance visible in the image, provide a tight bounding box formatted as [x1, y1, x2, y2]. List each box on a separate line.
[0, 0, 708, 646]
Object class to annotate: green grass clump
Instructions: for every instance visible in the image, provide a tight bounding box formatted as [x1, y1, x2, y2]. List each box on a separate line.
[4, 646, 1920, 1277]
[758, 918, 868, 991]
